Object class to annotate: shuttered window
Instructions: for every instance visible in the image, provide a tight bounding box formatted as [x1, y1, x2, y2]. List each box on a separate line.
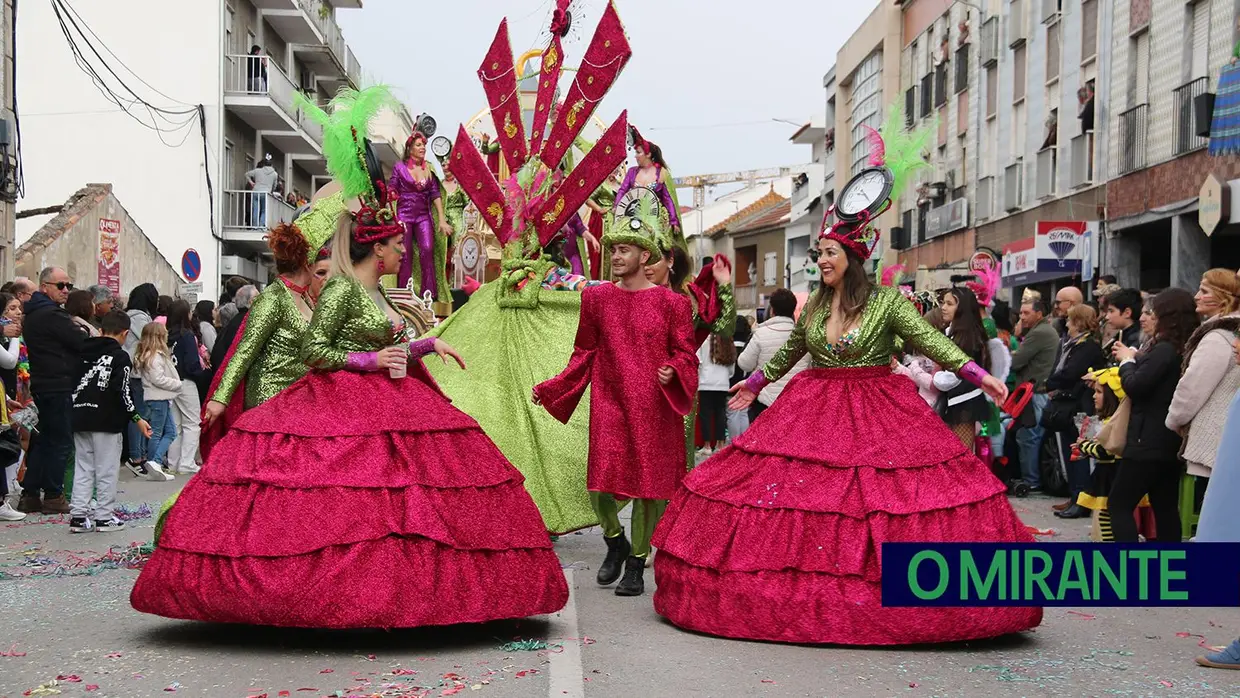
[1046, 21, 1060, 82]
[1013, 44, 1027, 102]
[955, 45, 970, 93]
[1081, 0, 1098, 61]
[986, 65, 998, 117]
[906, 86, 916, 127]
[1190, 1, 1209, 81]
[1133, 32, 1149, 105]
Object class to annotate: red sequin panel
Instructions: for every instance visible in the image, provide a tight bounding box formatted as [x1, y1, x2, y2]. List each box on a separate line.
[477, 20, 527, 172]
[533, 111, 628, 244]
[448, 124, 513, 244]
[538, 2, 631, 170]
[528, 36, 564, 156]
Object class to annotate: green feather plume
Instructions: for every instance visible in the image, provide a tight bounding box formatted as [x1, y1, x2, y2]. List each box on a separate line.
[296, 85, 397, 201]
[878, 103, 935, 203]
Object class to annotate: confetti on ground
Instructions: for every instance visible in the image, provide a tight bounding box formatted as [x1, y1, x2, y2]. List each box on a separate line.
[969, 665, 1067, 683]
[500, 639, 549, 652]
[1, 643, 27, 656]
[1080, 649, 1134, 670]
[1176, 632, 1224, 651]
[54, 675, 81, 683]
[0, 543, 153, 580]
[22, 682, 62, 696]
[164, 681, 181, 691]
[1025, 525, 1056, 536]
[1159, 680, 1174, 688]
[1067, 611, 1096, 620]
[114, 502, 155, 521]
[85, 687, 98, 692]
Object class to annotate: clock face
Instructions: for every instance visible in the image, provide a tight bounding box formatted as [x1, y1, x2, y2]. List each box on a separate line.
[461, 238, 480, 270]
[837, 168, 892, 219]
[431, 136, 452, 158]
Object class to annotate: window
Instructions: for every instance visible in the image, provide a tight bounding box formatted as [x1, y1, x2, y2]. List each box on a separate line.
[1188, 1, 1209, 81]
[848, 52, 883, 176]
[763, 252, 778, 287]
[1013, 44, 1027, 102]
[1130, 31, 1149, 106]
[1046, 20, 1060, 83]
[224, 141, 235, 188]
[1012, 102, 1027, 159]
[905, 86, 916, 127]
[246, 30, 256, 54]
[920, 74, 933, 117]
[986, 66, 998, 118]
[954, 44, 969, 93]
[1081, 0, 1098, 62]
[934, 62, 948, 107]
[226, 7, 235, 54]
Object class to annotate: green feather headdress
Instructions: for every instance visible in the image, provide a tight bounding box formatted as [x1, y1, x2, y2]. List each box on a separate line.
[876, 103, 935, 202]
[296, 86, 398, 202]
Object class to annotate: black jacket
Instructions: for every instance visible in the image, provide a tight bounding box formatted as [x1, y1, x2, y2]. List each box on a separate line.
[72, 337, 139, 433]
[1102, 323, 1142, 363]
[210, 309, 248, 377]
[1119, 340, 1183, 461]
[23, 292, 86, 394]
[168, 328, 205, 381]
[1047, 335, 1105, 413]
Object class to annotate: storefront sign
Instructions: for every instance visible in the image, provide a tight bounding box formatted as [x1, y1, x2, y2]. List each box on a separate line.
[1001, 238, 1037, 282]
[1199, 172, 1229, 236]
[97, 219, 121, 295]
[970, 248, 999, 272]
[925, 198, 969, 240]
[1035, 221, 1087, 274]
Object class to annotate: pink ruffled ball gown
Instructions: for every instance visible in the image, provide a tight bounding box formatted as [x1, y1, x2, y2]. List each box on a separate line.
[131, 275, 568, 628]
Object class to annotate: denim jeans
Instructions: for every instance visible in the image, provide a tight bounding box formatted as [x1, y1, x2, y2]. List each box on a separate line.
[127, 378, 147, 463]
[144, 400, 177, 466]
[25, 391, 73, 498]
[251, 193, 268, 229]
[1014, 392, 1049, 488]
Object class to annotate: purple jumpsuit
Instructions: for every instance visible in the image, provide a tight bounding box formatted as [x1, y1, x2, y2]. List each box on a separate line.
[389, 161, 441, 296]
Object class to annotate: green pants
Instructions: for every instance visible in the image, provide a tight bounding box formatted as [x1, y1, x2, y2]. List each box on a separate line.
[590, 492, 666, 558]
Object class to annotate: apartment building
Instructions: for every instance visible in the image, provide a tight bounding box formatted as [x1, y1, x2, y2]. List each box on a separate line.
[1103, 0, 1240, 289]
[18, 0, 410, 299]
[833, 1, 905, 274]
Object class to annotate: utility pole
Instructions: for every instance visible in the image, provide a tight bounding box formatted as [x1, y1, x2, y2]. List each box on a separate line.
[0, 0, 16, 280]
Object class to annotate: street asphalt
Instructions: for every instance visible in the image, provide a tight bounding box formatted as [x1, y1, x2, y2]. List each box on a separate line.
[1, 471, 1237, 698]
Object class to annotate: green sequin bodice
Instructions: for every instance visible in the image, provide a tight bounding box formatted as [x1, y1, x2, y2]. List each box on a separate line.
[761, 286, 969, 380]
[211, 281, 310, 409]
[302, 276, 405, 371]
[443, 186, 468, 237]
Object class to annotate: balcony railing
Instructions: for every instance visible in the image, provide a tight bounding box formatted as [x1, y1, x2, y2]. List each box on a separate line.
[224, 54, 324, 143]
[223, 191, 297, 231]
[1036, 146, 1057, 199]
[298, 0, 354, 84]
[1173, 77, 1209, 156]
[1118, 104, 1148, 175]
[1071, 131, 1094, 187]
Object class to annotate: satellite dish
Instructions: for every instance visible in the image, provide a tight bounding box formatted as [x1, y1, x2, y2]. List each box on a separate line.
[416, 113, 437, 138]
[430, 135, 452, 159]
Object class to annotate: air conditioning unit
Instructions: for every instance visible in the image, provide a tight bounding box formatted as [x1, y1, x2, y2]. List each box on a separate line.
[220, 255, 262, 281]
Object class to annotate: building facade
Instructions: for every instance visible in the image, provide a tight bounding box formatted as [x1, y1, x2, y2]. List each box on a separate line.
[17, 0, 407, 301]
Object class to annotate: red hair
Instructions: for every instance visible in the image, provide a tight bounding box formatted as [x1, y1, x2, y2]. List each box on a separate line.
[266, 223, 310, 273]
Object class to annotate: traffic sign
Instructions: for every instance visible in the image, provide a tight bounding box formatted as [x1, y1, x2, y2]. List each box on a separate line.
[181, 249, 202, 282]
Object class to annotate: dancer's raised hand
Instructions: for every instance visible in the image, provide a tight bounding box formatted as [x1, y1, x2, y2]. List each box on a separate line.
[434, 338, 466, 370]
[728, 382, 756, 411]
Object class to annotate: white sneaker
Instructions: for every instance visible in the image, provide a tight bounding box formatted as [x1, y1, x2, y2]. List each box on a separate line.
[144, 462, 175, 481]
[93, 516, 126, 532]
[0, 501, 26, 521]
[176, 463, 200, 475]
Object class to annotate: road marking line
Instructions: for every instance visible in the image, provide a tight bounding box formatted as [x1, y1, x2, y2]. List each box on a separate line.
[548, 568, 584, 698]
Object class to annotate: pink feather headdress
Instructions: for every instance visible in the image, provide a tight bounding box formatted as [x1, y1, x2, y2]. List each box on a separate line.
[966, 261, 1001, 308]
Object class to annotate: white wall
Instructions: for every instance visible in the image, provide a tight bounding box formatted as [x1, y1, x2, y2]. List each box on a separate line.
[17, 0, 223, 299]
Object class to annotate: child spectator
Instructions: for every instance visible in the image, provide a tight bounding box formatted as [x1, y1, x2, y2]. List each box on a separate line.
[132, 323, 179, 481]
[69, 310, 151, 533]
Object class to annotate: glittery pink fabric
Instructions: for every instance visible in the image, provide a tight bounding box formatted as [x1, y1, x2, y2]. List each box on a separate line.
[652, 365, 1042, 645]
[132, 367, 568, 629]
[535, 283, 698, 500]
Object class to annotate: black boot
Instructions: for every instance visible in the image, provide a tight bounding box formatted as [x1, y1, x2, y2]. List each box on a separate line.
[596, 534, 631, 586]
[614, 555, 645, 597]
[1055, 503, 1090, 519]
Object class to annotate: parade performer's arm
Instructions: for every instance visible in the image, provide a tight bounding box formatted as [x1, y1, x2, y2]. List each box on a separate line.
[301, 277, 361, 371]
[731, 315, 810, 409]
[660, 294, 699, 416]
[430, 174, 452, 238]
[612, 168, 637, 210]
[891, 292, 1008, 403]
[210, 290, 279, 405]
[533, 288, 600, 422]
[659, 167, 682, 231]
[388, 162, 408, 200]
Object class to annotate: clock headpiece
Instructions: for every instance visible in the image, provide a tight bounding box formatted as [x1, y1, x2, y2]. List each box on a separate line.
[603, 185, 668, 260]
[820, 104, 934, 260]
[296, 86, 404, 246]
